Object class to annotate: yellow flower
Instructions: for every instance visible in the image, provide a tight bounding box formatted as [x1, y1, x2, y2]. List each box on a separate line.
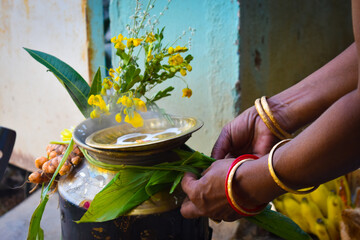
[112, 34, 126, 50]
[60, 127, 74, 141]
[125, 37, 143, 48]
[168, 54, 184, 66]
[147, 48, 153, 62]
[180, 69, 187, 76]
[93, 95, 107, 110]
[90, 109, 100, 119]
[116, 66, 122, 73]
[145, 32, 156, 43]
[125, 111, 144, 128]
[186, 64, 192, 72]
[174, 46, 188, 52]
[125, 98, 133, 107]
[109, 68, 115, 78]
[115, 42, 126, 50]
[88, 95, 95, 105]
[168, 47, 174, 54]
[134, 98, 147, 112]
[115, 113, 122, 123]
[182, 88, 192, 98]
[103, 78, 113, 89]
[117, 95, 128, 105]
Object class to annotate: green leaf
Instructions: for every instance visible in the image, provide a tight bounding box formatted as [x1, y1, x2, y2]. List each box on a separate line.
[24, 48, 90, 118]
[185, 54, 193, 62]
[150, 86, 174, 102]
[248, 207, 311, 240]
[117, 49, 130, 65]
[78, 170, 153, 223]
[89, 68, 102, 96]
[27, 195, 49, 240]
[169, 172, 184, 194]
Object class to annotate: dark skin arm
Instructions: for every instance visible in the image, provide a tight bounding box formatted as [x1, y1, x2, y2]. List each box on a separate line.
[181, 0, 360, 220]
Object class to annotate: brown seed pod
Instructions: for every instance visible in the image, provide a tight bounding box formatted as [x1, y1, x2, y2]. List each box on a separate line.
[35, 156, 49, 169]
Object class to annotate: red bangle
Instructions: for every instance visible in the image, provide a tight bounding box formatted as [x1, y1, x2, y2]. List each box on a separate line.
[225, 154, 268, 216]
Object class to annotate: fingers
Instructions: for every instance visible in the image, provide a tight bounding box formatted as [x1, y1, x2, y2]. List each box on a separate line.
[181, 172, 198, 195]
[211, 125, 231, 159]
[181, 173, 203, 218]
[180, 197, 203, 218]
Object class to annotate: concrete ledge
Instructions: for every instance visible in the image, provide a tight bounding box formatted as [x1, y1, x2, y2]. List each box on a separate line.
[0, 190, 61, 239]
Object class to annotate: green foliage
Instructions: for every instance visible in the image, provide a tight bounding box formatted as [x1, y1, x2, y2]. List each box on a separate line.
[89, 68, 102, 96]
[77, 147, 311, 240]
[27, 140, 75, 240]
[249, 206, 312, 240]
[24, 48, 91, 118]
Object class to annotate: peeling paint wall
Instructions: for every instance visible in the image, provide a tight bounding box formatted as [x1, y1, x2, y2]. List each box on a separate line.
[0, 0, 89, 170]
[110, 0, 240, 155]
[239, 0, 353, 110]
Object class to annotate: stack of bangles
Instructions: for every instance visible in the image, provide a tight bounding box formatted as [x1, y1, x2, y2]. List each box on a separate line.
[225, 97, 319, 217]
[225, 154, 268, 217]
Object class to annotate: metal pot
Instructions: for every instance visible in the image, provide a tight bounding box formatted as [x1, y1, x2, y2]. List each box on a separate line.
[58, 114, 211, 240]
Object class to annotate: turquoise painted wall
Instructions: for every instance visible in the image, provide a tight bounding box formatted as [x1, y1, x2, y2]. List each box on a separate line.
[239, 0, 353, 110]
[109, 0, 240, 155]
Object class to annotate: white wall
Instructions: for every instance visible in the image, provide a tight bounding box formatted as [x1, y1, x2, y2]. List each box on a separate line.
[0, 0, 89, 171]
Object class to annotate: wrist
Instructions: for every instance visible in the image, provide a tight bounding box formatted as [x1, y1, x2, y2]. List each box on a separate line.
[232, 156, 285, 208]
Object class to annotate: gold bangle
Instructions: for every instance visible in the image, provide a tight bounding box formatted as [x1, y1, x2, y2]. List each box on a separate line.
[260, 96, 292, 139]
[255, 98, 285, 140]
[227, 159, 267, 215]
[268, 139, 318, 194]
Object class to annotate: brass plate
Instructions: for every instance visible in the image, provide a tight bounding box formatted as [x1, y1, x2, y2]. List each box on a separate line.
[85, 116, 202, 151]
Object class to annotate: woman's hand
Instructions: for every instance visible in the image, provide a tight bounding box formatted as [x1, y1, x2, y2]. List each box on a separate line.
[211, 106, 278, 160]
[180, 159, 242, 222]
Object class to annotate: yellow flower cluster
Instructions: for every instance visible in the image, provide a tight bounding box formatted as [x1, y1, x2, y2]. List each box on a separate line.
[87, 30, 194, 128]
[115, 95, 147, 127]
[88, 94, 110, 119]
[145, 32, 156, 43]
[167, 46, 192, 76]
[111, 34, 126, 50]
[124, 37, 143, 48]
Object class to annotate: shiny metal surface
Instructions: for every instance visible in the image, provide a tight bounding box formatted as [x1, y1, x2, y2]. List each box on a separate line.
[58, 159, 184, 215]
[85, 116, 202, 151]
[72, 113, 202, 165]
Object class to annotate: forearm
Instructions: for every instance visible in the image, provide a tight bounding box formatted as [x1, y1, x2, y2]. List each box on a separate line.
[268, 43, 358, 133]
[236, 89, 360, 207]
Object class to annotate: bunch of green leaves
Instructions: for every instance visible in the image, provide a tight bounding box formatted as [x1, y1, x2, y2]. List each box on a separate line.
[79, 147, 311, 240]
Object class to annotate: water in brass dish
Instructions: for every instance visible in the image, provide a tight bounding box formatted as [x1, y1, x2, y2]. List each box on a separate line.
[85, 116, 202, 150]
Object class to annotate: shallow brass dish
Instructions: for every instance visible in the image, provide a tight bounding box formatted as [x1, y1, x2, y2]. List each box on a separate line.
[85, 116, 202, 151]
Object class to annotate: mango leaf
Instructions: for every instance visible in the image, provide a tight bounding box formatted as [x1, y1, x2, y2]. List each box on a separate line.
[24, 48, 90, 118]
[89, 67, 102, 96]
[248, 206, 311, 240]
